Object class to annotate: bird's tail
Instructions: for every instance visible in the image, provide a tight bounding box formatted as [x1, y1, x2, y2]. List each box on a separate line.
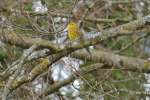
[85, 48, 92, 59]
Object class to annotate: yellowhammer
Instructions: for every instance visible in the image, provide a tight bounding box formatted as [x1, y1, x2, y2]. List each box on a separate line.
[68, 22, 92, 58]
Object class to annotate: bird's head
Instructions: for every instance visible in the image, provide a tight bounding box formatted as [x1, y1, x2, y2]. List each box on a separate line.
[69, 22, 78, 28]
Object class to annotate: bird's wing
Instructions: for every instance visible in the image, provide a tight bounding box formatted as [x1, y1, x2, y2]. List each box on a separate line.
[75, 27, 84, 37]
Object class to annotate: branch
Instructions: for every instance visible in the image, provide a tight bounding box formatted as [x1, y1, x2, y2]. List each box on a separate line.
[1, 34, 57, 51]
[0, 6, 131, 23]
[114, 31, 150, 54]
[1, 45, 149, 97]
[38, 63, 105, 98]
[73, 49, 150, 73]
[93, 89, 150, 100]
[0, 49, 50, 82]
[1, 14, 150, 50]
[3, 50, 73, 96]
[2, 43, 40, 100]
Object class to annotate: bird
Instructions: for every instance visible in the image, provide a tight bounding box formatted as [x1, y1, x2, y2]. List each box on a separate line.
[68, 22, 92, 58]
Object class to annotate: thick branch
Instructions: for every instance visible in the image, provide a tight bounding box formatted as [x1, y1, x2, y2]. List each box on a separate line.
[73, 49, 150, 73]
[1, 14, 150, 51]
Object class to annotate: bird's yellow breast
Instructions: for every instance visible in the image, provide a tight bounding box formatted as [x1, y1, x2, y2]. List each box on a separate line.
[68, 27, 82, 40]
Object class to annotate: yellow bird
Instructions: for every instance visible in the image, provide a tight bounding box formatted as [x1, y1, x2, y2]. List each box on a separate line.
[68, 22, 92, 58]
